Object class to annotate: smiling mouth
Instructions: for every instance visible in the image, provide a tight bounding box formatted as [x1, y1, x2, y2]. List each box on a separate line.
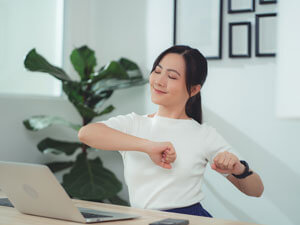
[153, 87, 167, 94]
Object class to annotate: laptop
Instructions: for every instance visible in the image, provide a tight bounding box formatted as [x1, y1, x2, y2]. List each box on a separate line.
[0, 161, 140, 223]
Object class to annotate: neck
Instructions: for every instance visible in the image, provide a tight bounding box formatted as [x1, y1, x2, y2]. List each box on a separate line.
[156, 105, 190, 119]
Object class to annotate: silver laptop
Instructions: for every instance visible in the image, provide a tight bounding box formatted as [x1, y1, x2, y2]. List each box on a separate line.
[0, 161, 139, 223]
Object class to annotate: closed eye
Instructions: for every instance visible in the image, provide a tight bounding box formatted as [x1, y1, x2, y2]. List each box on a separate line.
[154, 70, 177, 80]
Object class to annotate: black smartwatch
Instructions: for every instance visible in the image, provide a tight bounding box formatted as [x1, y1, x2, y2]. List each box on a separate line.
[232, 160, 253, 179]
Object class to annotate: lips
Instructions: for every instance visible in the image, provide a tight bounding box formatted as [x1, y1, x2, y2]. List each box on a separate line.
[153, 87, 167, 94]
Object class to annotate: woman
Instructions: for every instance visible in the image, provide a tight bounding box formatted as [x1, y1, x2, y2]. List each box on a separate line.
[78, 45, 264, 217]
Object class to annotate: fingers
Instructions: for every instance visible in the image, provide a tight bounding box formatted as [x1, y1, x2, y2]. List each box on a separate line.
[211, 163, 229, 174]
[163, 153, 175, 163]
[222, 155, 231, 170]
[213, 151, 239, 173]
[213, 152, 226, 169]
[227, 158, 235, 170]
[159, 161, 172, 169]
[152, 142, 177, 168]
[163, 146, 177, 163]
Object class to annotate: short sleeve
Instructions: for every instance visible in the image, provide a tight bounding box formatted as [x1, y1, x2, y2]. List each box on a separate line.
[205, 126, 234, 177]
[96, 112, 136, 157]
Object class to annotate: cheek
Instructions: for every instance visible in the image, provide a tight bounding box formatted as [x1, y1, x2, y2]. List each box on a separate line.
[169, 82, 187, 96]
[149, 73, 155, 86]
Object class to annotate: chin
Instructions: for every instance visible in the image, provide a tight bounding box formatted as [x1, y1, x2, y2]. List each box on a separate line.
[151, 96, 165, 105]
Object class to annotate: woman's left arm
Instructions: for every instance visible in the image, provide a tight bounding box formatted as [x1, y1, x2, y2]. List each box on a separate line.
[211, 151, 264, 197]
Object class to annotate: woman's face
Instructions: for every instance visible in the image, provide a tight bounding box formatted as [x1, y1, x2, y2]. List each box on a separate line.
[149, 53, 190, 107]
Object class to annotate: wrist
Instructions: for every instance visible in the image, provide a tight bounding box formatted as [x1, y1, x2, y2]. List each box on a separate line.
[232, 160, 253, 179]
[233, 163, 246, 176]
[139, 139, 153, 154]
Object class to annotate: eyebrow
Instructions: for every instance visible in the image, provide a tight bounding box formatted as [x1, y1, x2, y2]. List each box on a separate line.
[157, 64, 181, 76]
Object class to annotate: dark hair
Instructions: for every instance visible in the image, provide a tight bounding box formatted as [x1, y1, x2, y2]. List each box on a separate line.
[150, 45, 208, 124]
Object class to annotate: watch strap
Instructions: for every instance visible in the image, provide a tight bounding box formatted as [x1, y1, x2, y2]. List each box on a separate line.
[232, 160, 253, 179]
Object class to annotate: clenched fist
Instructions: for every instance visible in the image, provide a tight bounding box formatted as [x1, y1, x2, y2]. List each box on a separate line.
[211, 151, 245, 175]
[145, 141, 177, 169]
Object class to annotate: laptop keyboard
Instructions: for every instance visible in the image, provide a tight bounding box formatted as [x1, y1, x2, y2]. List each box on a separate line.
[81, 212, 112, 219]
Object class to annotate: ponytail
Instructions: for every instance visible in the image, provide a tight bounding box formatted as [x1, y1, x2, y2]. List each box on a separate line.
[185, 92, 202, 124]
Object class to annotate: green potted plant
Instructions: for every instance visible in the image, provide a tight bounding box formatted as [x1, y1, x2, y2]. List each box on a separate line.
[23, 45, 148, 205]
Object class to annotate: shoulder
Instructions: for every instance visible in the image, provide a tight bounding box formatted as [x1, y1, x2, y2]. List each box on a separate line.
[204, 123, 218, 133]
[193, 122, 222, 141]
[98, 112, 141, 127]
[112, 111, 139, 120]
[117, 112, 150, 125]
[128, 111, 145, 120]
[129, 111, 157, 119]
[192, 121, 213, 133]
[98, 112, 143, 134]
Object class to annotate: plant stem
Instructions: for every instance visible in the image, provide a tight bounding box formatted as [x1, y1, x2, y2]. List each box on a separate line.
[82, 82, 92, 154]
[82, 144, 87, 154]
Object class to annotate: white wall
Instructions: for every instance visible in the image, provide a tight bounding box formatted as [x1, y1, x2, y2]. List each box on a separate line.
[202, 2, 300, 225]
[276, 0, 300, 118]
[1, 1, 300, 225]
[0, 0, 63, 96]
[63, 0, 149, 80]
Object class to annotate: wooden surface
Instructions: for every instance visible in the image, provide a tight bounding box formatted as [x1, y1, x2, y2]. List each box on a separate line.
[0, 192, 261, 225]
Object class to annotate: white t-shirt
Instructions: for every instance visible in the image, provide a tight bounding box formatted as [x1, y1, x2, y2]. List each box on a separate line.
[98, 112, 233, 210]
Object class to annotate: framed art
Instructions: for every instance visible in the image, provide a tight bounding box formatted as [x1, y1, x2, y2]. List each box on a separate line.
[255, 13, 277, 57]
[229, 22, 251, 58]
[228, 0, 255, 14]
[173, 0, 223, 60]
[259, 0, 277, 4]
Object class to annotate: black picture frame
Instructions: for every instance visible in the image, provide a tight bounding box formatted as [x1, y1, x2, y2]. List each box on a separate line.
[228, 0, 255, 14]
[259, 0, 277, 4]
[173, 0, 223, 60]
[229, 22, 251, 58]
[255, 13, 277, 57]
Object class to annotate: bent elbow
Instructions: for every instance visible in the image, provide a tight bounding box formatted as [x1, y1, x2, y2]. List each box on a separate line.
[257, 184, 264, 197]
[78, 123, 106, 143]
[78, 126, 88, 142]
[252, 184, 264, 198]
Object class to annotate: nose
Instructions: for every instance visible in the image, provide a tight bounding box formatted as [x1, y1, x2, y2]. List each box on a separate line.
[155, 71, 167, 87]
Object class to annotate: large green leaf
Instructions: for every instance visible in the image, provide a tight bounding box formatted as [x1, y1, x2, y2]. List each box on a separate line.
[62, 81, 85, 106]
[37, 138, 82, 155]
[46, 161, 74, 173]
[62, 153, 122, 201]
[85, 90, 114, 109]
[118, 57, 139, 71]
[92, 77, 148, 95]
[89, 61, 129, 84]
[117, 57, 144, 79]
[70, 46, 97, 81]
[23, 115, 81, 131]
[62, 81, 114, 122]
[68, 101, 114, 124]
[91, 57, 140, 83]
[24, 49, 71, 81]
[96, 105, 115, 117]
[62, 81, 93, 121]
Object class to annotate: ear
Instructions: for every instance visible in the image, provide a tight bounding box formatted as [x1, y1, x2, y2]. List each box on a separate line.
[191, 84, 201, 97]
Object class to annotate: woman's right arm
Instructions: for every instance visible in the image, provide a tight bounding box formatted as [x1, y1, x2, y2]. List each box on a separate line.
[77, 123, 177, 169]
[78, 122, 150, 153]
